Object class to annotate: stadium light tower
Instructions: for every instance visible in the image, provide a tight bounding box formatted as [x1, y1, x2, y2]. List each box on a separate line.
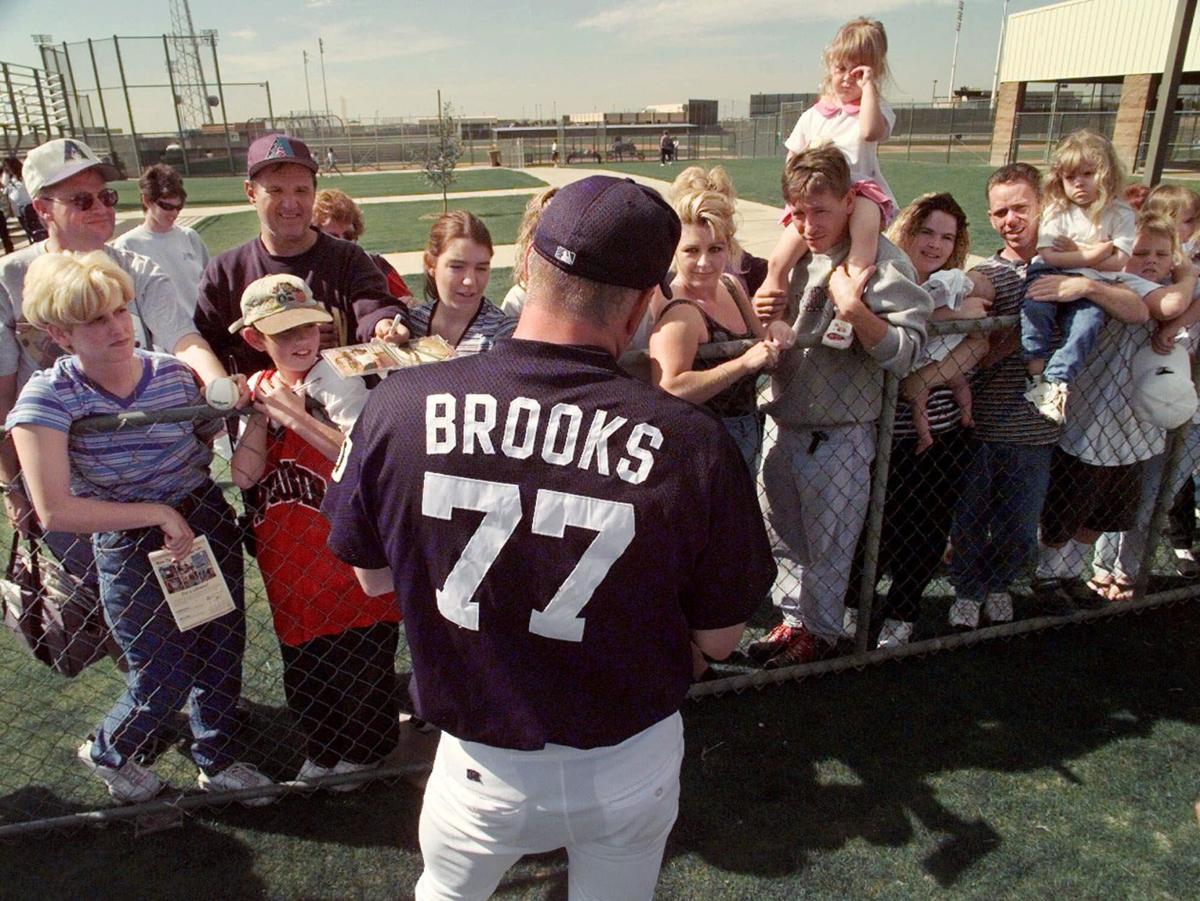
[168, 0, 215, 128]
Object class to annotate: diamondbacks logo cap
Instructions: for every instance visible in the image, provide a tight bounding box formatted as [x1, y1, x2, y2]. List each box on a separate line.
[246, 134, 319, 180]
[532, 175, 681, 298]
[23, 138, 121, 197]
[230, 273, 332, 335]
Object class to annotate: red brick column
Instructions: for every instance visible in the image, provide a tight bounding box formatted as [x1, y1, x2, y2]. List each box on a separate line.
[989, 81, 1026, 167]
[1113, 73, 1157, 172]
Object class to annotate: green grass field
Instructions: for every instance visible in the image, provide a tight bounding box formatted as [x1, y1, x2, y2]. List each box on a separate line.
[109, 167, 546, 212]
[1, 603, 1196, 898]
[194, 195, 533, 256]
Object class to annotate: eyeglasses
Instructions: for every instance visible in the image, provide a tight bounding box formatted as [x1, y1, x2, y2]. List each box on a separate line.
[45, 188, 119, 212]
[155, 198, 186, 211]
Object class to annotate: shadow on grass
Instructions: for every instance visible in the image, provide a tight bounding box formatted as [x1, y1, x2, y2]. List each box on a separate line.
[667, 602, 1200, 890]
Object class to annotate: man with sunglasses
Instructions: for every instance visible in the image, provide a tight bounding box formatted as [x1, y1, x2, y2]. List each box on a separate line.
[0, 138, 234, 543]
[113, 163, 209, 318]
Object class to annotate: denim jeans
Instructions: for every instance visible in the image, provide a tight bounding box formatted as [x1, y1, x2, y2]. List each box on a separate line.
[88, 481, 246, 774]
[950, 438, 1054, 602]
[1021, 290, 1106, 384]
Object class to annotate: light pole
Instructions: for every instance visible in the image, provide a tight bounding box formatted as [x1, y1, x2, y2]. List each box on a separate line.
[932, 80, 938, 104]
[302, 49, 313, 120]
[318, 37, 330, 116]
[990, 0, 1012, 110]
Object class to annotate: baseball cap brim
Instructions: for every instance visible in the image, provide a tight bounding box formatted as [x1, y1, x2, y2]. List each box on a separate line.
[34, 159, 122, 196]
[247, 157, 320, 181]
[229, 306, 332, 335]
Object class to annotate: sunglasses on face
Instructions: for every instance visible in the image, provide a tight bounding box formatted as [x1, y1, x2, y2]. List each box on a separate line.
[155, 197, 186, 211]
[46, 188, 119, 211]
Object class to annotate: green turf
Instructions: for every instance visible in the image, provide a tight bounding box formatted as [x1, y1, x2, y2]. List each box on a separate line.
[1, 603, 1196, 897]
[193, 195, 532, 256]
[108, 168, 546, 212]
[598, 157, 999, 260]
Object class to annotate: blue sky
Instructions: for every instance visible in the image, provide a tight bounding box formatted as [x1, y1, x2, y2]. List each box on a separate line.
[0, 0, 1052, 128]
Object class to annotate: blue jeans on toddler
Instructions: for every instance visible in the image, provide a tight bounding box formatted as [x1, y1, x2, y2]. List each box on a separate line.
[87, 480, 246, 775]
[1020, 266, 1107, 384]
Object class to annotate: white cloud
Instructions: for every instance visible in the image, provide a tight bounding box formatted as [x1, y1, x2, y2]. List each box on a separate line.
[230, 29, 257, 40]
[306, 0, 337, 7]
[579, 0, 938, 39]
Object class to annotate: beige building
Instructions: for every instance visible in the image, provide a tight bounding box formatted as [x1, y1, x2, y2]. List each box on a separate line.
[991, 0, 1200, 169]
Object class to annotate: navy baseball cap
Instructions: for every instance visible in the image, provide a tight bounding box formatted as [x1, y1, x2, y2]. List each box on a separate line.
[532, 176, 681, 298]
[246, 134, 319, 180]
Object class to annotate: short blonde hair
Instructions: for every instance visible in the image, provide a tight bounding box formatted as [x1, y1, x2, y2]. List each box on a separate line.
[1134, 210, 1183, 263]
[782, 145, 851, 205]
[821, 18, 889, 97]
[886, 192, 971, 273]
[514, 187, 559, 289]
[312, 188, 364, 241]
[22, 251, 132, 330]
[1145, 183, 1200, 243]
[1044, 130, 1125, 224]
[669, 165, 743, 268]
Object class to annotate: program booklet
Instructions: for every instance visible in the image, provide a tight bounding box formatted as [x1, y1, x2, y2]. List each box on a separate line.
[148, 535, 236, 632]
[320, 335, 455, 378]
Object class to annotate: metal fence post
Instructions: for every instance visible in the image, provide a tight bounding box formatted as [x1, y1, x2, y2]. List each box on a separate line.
[86, 39, 115, 161]
[112, 36, 143, 175]
[161, 35, 191, 177]
[207, 34, 236, 175]
[855, 370, 901, 653]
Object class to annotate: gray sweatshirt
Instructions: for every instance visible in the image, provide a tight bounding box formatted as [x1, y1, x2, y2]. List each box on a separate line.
[762, 236, 933, 428]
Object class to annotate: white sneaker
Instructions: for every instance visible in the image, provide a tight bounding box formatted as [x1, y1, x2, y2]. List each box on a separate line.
[948, 598, 981, 629]
[876, 619, 913, 648]
[76, 738, 165, 804]
[841, 608, 859, 640]
[1035, 381, 1069, 423]
[297, 758, 375, 792]
[984, 591, 1014, 623]
[197, 761, 275, 806]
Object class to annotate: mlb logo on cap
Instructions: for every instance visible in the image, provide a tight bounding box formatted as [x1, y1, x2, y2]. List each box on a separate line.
[555, 246, 576, 266]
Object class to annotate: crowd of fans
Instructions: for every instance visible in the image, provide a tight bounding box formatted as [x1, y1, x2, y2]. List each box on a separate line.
[2, 17, 1199, 813]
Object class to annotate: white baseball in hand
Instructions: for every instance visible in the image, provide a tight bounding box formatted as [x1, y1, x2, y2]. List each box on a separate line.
[205, 377, 239, 410]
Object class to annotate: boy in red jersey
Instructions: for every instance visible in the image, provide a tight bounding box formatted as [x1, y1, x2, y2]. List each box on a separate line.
[230, 273, 400, 788]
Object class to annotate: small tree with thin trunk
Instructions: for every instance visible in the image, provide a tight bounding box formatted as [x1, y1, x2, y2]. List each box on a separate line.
[424, 91, 461, 214]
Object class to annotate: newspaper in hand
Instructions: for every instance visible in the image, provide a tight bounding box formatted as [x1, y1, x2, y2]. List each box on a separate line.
[320, 335, 455, 379]
[147, 535, 236, 631]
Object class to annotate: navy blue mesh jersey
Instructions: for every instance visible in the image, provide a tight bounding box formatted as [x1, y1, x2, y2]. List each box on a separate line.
[324, 337, 775, 751]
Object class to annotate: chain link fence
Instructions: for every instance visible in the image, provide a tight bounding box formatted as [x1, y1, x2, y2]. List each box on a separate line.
[1, 309, 1196, 834]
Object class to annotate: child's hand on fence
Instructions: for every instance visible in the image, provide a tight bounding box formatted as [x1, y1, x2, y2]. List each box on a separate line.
[4, 488, 39, 539]
[956, 296, 990, 319]
[741, 338, 782, 374]
[157, 507, 195, 561]
[1151, 321, 1179, 355]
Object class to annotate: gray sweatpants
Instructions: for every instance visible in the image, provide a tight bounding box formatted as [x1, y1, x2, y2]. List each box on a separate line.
[759, 421, 876, 641]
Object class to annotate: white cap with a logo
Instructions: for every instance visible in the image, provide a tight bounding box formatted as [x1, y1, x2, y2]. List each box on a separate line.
[23, 138, 121, 197]
[1130, 343, 1198, 430]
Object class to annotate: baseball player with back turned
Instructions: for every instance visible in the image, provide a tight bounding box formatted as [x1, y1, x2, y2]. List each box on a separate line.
[324, 175, 776, 900]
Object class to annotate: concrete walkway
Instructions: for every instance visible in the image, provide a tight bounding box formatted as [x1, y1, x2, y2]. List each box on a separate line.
[144, 165, 788, 276]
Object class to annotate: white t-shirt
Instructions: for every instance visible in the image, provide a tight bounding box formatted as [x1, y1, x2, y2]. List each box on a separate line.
[1038, 201, 1137, 257]
[112, 224, 209, 315]
[1060, 272, 1164, 465]
[783, 100, 896, 202]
